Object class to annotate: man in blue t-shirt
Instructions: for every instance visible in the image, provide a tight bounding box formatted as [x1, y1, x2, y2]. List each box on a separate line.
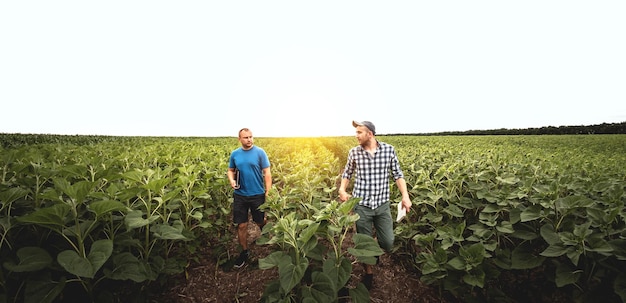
[227, 128, 272, 268]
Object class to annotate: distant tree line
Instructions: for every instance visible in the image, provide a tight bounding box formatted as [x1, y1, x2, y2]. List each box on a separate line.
[390, 121, 626, 136]
[2, 121, 625, 149]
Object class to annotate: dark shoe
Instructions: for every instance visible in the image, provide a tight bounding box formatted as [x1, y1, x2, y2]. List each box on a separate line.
[233, 250, 249, 269]
[361, 273, 373, 290]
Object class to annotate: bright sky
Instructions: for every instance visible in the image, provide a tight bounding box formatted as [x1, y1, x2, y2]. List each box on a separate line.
[1, 1, 625, 137]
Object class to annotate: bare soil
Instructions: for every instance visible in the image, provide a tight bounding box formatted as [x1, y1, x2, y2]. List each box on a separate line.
[148, 222, 451, 303]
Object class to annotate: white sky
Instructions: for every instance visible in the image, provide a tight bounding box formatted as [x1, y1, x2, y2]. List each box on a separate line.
[1, 1, 625, 137]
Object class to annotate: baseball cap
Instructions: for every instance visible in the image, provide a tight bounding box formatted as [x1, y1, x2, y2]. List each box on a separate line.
[352, 120, 376, 135]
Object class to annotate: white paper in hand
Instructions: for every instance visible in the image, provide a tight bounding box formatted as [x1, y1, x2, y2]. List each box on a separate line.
[396, 202, 406, 222]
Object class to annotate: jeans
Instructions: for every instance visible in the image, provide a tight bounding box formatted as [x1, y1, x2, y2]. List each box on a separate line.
[354, 201, 394, 252]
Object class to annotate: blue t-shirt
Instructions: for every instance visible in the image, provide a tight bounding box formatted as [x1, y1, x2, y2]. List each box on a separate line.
[228, 145, 270, 196]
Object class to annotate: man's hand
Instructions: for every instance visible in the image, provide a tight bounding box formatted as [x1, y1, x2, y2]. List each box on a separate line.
[227, 169, 238, 189]
[395, 178, 411, 212]
[338, 179, 351, 202]
[338, 189, 351, 202]
[401, 196, 412, 212]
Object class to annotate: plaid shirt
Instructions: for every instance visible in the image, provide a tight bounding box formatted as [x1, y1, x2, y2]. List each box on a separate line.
[341, 141, 404, 209]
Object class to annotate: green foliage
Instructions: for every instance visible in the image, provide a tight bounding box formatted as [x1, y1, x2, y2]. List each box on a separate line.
[260, 198, 380, 302]
[1, 134, 625, 302]
[391, 135, 626, 302]
[0, 137, 234, 301]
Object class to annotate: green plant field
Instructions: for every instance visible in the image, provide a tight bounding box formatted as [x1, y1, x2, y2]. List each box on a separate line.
[386, 135, 626, 302]
[0, 134, 625, 302]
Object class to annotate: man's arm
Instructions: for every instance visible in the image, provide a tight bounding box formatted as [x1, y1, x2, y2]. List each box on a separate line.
[339, 149, 356, 202]
[263, 167, 272, 196]
[227, 168, 237, 189]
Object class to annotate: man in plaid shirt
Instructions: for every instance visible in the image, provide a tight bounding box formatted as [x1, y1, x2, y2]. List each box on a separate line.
[338, 120, 412, 290]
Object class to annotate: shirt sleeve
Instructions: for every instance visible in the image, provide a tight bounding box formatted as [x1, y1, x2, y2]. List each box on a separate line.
[228, 151, 236, 169]
[341, 148, 355, 179]
[390, 147, 404, 180]
[261, 150, 270, 169]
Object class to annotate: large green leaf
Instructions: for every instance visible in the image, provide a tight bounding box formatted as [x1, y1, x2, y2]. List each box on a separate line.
[447, 257, 466, 271]
[124, 210, 158, 229]
[259, 251, 290, 270]
[492, 248, 512, 269]
[278, 256, 308, 294]
[520, 204, 543, 222]
[495, 220, 515, 234]
[586, 234, 613, 255]
[3, 246, 52, 272]
[89, 239, 114, 268]
[24, 273, 66, 303]
[260, 280, 284, 302]
[479, 212, 498, 227]
[300, 235, 320, 258]
[338, 197, 360, 215]
[511, 242, 545, 269]
[144, 178, 171, 192]
[586, 207, 611, 226]
[17, 203, 71, 229]
[555, 195, 595, 210]
[88, 200, 128, 218]
[510, 228, 539, 240]
[482, 204, 502, 213]
[57, 250, 93, 277]
[476, 189, 498, 203]
[463, 268, 485, 288]
[349, 282, 371, 303]
[420, 247, 449, 275]
[301, 272, 335, 303]
[565, 246, 582, 266]
[60, 164, 88, 179]
[0, 187, 30, 205]
[609, 239, 626, 260]
[121, 170, 144, 183]
[54, 179, 95, 204]
[447, 243, 487, 272]
[298, 222, 319, 244]
[348, 234, 384, 264]
[468, 223, 493, 239]
[460, 243, 487, 268]
[540, 223, 560, 245]
[496, 173, 519, 185]
[60, 220, 95, 240]
[322, 257, 352, 292]
[57, 239, 113, 278]
[554, 261, 582, 287]
[152, 221, 190, 240]
[103, 252, 151, 282]
[443, 204, 464, 218]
